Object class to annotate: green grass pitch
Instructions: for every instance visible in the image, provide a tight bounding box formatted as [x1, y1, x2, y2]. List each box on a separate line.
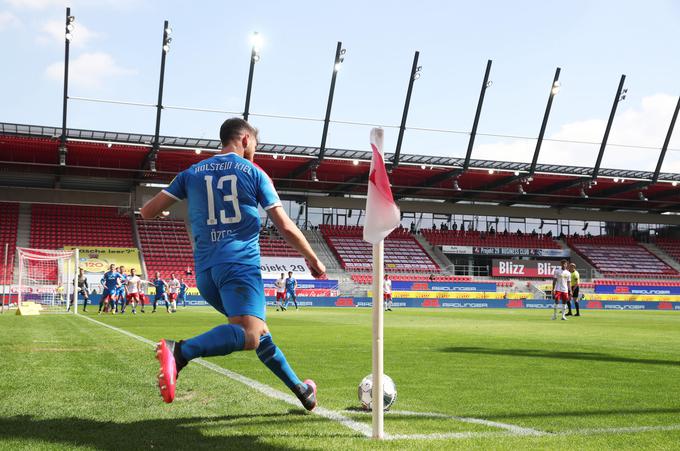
[1, 307, 679, 450]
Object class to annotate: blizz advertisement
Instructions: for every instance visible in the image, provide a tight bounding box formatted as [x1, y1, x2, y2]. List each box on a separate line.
[492, 259, 562, 278]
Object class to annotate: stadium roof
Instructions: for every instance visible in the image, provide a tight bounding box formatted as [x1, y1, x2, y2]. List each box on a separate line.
[1, 121, 680, 214]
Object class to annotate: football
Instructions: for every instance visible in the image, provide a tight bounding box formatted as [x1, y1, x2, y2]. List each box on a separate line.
[357, 374, 397, 411]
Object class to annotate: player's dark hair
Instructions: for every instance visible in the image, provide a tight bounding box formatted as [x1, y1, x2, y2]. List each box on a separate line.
[560, 259, 568, 264]
[219, 118, 258, 146]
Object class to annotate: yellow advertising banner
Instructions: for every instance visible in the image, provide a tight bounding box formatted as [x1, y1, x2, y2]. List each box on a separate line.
[64, 246, 142, 274]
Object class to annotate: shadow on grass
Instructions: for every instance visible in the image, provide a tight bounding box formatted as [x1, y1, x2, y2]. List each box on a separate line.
[440, 346, 680, 367]
[0, 412, 344, 450]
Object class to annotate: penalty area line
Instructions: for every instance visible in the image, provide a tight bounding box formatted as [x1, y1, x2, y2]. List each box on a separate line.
[79, 315, 373, 438]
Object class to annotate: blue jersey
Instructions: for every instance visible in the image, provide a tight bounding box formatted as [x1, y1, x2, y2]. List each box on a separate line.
[101, 271, 121, 290]
[164, 153, 281, 272]
[179, 283, 188, 296]
[118, 274, 128, 292]
[285, 277, 296, 292]
[153, 278, 167, 294]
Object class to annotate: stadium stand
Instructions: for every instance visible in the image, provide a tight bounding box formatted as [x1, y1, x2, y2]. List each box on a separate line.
[0, 202, 19, 284]
[259, 229, 298, 257]
[421, 229, 562, 249]
[320, 225, 439, 273]
[654, 239, 680, 266]
[567, 236, 678, 278]
[137, 218, 195, 286]
[30, 204, 135, 248]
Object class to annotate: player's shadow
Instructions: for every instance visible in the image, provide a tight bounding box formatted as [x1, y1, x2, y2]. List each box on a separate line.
[0, 412, 336, 450]
[440, 346, 680, 367]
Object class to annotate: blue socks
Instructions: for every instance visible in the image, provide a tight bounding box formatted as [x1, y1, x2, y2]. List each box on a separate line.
[256, 333, 302, 390]
[180, 324, 246, 361]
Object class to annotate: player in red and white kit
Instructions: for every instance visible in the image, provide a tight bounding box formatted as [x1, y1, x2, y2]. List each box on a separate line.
[275, 273, 287, 311]
[125, 268, 146, 315]
[552, 259, 571, 321]
[167, 274, 180, 313]
[383, 274, 393, 312]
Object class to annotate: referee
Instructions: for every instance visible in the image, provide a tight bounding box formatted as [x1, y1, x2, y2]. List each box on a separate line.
[568, 263, 581, 317]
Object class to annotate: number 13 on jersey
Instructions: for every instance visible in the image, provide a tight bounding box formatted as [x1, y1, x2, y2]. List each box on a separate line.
[204, 175, 242, 225]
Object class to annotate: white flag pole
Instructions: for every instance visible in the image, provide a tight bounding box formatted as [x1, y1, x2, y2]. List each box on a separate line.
[372, 240, 385, 439]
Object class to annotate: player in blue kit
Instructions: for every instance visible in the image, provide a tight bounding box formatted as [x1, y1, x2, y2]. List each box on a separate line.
[284, 271, 298, 310]
[116, 266, 128, 314]
[151, 272, 170, 313]
[98, 264, 121, 315]
[179, 278, 188, 308]
[141, 118, 326, 409]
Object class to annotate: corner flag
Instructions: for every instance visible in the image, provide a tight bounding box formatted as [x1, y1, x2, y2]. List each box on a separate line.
[363, 128, 400, 244]
[363, 128, 400, 440]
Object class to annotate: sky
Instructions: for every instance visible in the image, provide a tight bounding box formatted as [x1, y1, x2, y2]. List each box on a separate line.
[3, 0, 680, 174]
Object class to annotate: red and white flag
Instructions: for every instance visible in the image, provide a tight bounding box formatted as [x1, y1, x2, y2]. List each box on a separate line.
[363, 128, 401, 244]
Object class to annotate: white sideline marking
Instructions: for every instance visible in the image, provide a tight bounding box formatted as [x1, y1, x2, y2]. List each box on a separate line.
[562, 424, 680, 436]
[80, 315, 373, 438]
[345, 409, 546, 437]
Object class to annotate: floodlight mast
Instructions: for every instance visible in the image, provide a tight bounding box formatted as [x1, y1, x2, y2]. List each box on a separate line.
[147, 20, 171, 172]
[243, 32, 261, 121]
[592, 74, 626, 180]
[529, 67, 561, 176]
[392, 51, 420, 171]
[59, 7, 74, 166]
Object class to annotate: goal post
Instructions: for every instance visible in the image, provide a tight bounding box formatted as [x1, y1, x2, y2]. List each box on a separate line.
[15, 247, 79, 314]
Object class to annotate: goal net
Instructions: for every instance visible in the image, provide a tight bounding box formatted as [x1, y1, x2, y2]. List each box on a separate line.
[15, 247, 79, 314]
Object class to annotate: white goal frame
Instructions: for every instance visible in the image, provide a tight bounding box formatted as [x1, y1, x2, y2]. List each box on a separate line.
[15, 247, 80, 314]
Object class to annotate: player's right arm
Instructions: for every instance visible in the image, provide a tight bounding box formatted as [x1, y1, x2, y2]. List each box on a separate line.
[267, 206, 325, 278]
[140, 171, 187, 219]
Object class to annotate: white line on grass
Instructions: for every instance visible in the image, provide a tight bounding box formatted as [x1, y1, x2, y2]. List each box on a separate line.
[344, 409, 547, 436]
[79, 315, 373, 438]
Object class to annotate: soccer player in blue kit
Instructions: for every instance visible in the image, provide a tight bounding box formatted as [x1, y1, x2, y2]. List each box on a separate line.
[98, 264, 121, 315]
[284, 271, 298, 310]
[141, 118, 326, 409]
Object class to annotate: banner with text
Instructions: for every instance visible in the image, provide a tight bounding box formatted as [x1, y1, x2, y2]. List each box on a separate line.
[492, 259, 562, 278]
[260, 257, 311, 278]
[392, 281, 497, 292]
[65, 246, 142, 274]
[595, 284, 680, 295]
[263, 279, 338, 297]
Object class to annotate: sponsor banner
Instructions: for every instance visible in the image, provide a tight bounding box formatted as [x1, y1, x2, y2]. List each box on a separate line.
[492, 259, 562, 278]
[441, 245, 473, 254]
[588, 293, 680, 301]
[263, 279, 339, 290]
[471, 247, 570, 257]
[260, 257, 311, 279]
[70, 295, 680, 311]
[595, 284, 680, 295]
[264, 288, 337, 297]
[368, 291, 531, 300]
[65, 246, 142, 274]
[392, 281, 497, 292]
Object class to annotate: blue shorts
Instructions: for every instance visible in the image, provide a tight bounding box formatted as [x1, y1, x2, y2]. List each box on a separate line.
[154, 293, 166, 301]
[103, 288, 117, 298]
[197, 263, 265, 321]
